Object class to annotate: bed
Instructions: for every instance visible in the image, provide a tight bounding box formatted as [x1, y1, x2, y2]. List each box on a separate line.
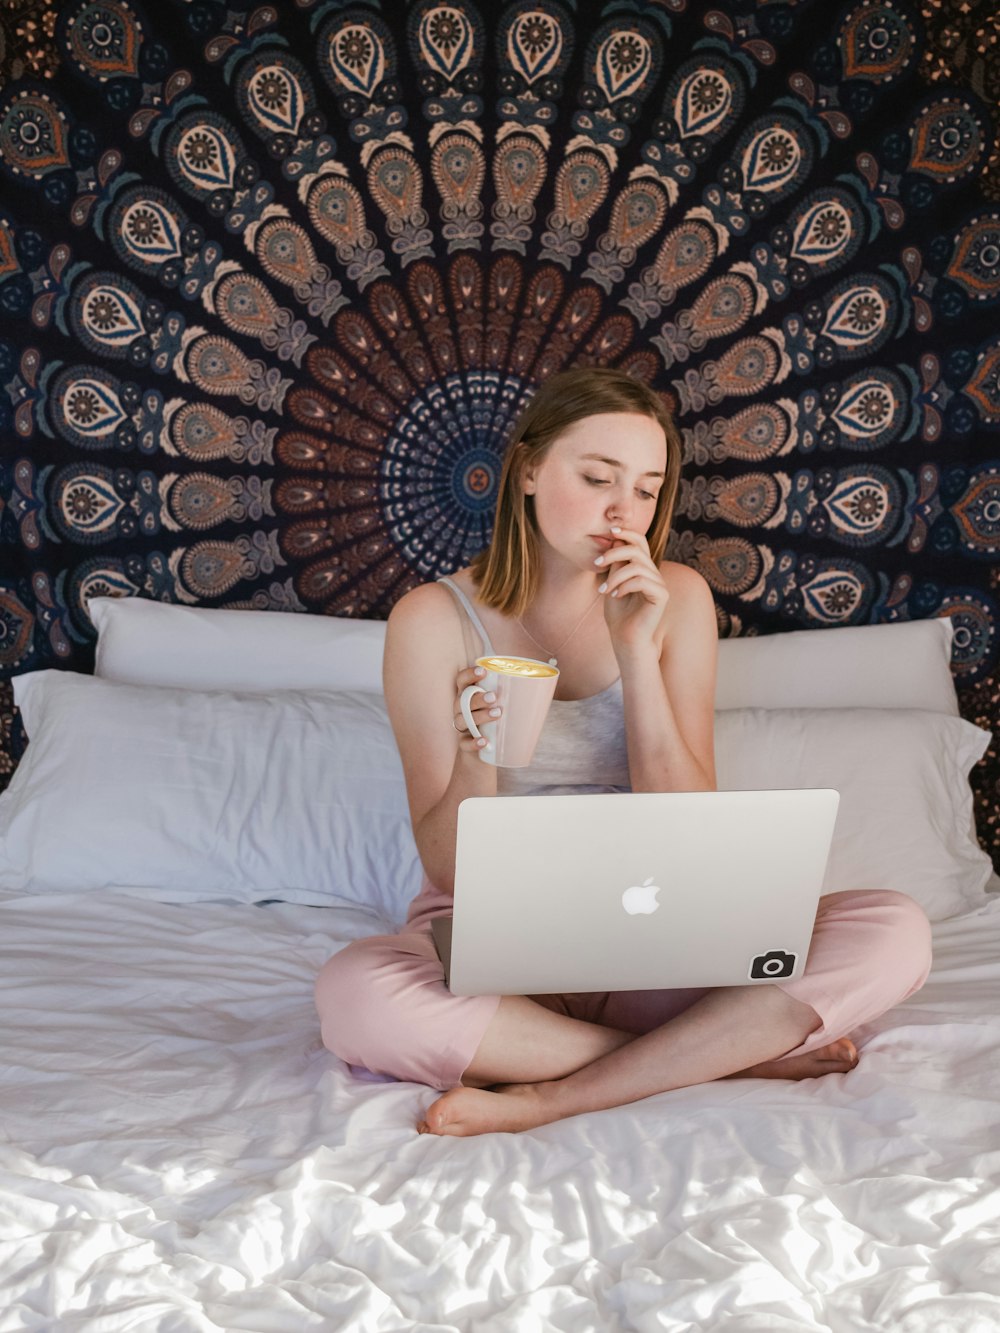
[2, 599, 999, 1331]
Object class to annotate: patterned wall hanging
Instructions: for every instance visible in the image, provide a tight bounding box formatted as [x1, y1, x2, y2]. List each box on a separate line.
[0, 0, 999, 864]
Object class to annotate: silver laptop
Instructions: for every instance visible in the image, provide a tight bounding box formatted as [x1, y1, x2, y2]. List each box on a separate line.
[432, 790, 839, 996]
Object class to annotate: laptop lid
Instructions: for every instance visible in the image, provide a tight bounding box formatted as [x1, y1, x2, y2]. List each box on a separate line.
[445, 790, 839, 996]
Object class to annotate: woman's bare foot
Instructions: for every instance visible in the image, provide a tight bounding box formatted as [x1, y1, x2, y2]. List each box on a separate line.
[418, 1083, 553, 1137]
[728, 1036, 858, 1081]
[416, 1037, 860, 1137]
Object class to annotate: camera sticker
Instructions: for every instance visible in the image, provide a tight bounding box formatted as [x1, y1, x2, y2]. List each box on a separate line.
[748, 949, 797, 981]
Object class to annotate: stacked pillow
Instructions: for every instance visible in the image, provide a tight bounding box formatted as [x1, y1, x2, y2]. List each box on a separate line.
[0, 596, 992, 924]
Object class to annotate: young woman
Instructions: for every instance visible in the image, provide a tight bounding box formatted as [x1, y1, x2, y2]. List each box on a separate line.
[315, 367, 932, 1137]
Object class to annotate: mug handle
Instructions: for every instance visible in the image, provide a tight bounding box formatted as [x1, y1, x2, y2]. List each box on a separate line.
[459, 683, 486, 740]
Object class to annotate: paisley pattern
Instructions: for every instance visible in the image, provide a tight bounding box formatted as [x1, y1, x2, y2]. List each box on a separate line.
[0, 0, 999, 865]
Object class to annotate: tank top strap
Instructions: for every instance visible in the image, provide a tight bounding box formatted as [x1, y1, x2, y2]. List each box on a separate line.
[437, 576, 497, 657]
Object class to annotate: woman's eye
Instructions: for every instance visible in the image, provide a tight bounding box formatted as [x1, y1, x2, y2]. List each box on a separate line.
[640, 491, 656, 502]
[584, 476, 610, 487]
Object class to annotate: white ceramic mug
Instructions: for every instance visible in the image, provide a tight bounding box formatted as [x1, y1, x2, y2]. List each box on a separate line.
[460, 655, 559, 767]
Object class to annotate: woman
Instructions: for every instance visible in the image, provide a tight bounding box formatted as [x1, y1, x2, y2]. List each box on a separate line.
[315, 367, 932, 1137]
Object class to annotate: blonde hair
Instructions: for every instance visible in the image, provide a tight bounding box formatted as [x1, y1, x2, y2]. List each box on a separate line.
[470, 367, 681, 616]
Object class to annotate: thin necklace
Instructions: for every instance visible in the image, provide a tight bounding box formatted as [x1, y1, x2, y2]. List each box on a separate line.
[515, 593, 602, 667]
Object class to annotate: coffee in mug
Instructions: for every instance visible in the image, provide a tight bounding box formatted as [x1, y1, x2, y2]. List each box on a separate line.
[460, 655, 559, 767]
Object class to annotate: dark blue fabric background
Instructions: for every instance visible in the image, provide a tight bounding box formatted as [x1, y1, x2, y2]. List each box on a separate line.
[1, 0, 998, 864]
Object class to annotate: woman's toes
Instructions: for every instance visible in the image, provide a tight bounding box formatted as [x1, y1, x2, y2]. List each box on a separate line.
[828, 1036, 858, 1067]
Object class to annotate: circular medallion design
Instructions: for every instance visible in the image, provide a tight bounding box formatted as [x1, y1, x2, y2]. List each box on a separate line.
[0, 0, 997, 848]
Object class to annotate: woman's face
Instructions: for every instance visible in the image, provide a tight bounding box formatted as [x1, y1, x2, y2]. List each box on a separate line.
[522, 412, 668, 571]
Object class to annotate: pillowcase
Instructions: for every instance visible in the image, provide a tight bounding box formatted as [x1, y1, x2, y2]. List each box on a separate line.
[714, 707, 992, 921]
[714, 617, 957, 715]
[89, 594, 959, 714]
[3, 670, 989, 924]
[90, 596, 387, 694]
[2, 670, 421, 918]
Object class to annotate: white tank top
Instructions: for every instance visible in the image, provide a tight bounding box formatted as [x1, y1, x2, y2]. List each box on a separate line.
[438, 576, 631, 796]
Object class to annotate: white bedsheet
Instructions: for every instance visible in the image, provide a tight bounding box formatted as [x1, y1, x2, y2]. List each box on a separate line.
[1, 887, 999, 1333]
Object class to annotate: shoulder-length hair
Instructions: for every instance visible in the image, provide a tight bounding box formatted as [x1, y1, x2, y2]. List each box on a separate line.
[470, 367, 682, 617]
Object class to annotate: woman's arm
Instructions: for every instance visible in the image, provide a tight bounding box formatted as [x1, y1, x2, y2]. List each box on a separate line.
[383, 584, 498, 895]
[596, 538, 717, 793]
[621, 561, 717, 792]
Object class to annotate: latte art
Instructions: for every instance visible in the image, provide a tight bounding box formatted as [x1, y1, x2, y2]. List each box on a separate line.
[477, 655, 559, 679]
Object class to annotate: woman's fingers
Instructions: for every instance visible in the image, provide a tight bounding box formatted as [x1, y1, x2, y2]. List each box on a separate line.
[453, 698, 501, 731]
[457, 665, 488, 689]
[605, 573, 668, 602]
[594, 542, 647, 568]
[453, 664, 500, 747]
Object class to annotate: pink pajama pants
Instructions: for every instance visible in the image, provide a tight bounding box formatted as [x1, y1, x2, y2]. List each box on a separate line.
[315, 877, 933, 1091]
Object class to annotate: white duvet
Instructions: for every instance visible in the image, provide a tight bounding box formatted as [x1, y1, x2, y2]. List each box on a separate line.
[2, 887, 1000, 1332]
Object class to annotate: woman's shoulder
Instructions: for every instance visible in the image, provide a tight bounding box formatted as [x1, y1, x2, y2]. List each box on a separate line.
[658, 559, 714, 607]
[387, 569, 474, 638]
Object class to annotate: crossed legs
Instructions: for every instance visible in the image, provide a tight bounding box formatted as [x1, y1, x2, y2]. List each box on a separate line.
[418, 982, 855, 1135]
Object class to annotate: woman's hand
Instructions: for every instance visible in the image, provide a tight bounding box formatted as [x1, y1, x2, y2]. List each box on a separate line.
[594, 526, 670, 659]
[452, 665, 497, 756]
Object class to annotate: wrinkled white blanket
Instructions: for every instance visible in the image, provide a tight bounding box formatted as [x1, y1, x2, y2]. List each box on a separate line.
[1, 886, 999, 1332]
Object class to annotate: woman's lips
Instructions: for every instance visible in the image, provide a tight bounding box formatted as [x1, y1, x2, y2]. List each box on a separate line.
[590, 534, 615, 551]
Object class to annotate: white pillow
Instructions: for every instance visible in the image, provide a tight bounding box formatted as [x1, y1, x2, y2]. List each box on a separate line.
[90, 597, 387, 694]
[89, 595, 959, 714]
[3, 671, 989, 926]
[715, 708, 992, 921]
[2, 671, 421, 918]
[714, 618, 957, 715]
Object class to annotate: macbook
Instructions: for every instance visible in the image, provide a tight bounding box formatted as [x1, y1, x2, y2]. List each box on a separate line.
[432, 789, 839, 996]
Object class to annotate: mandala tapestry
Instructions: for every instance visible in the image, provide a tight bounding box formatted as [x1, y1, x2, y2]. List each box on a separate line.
[0, 0, 999, 864]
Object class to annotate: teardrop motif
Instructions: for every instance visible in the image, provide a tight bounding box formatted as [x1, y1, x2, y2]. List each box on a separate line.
[119, 196, 183, 265]
[247, 63, 306, 136]
[325, 21, 388, 98]
[555, 152, 609, 224]
[170, 473, 240, 529]
[257, 220, 319, 289]
[946, 215, 1000, 300]
[76, 278, 145, 352]
[214, 273, 280, 339]
[63, 1, 143, 80]
[908, 99, 984, 182]
[369, 148, 423, 221]
[175, 119, 239, 192]
[713, 337, 780, 398]
[595, 28, 653, 102]
[308, 176, 367, 249]
[800, 566, 869, 623]
[186, 336, 255, 396]
[821, 282, 890, 350]
[56, 469, 126, 539]
[493, 135, 546, 209]
[507, 11, 564, 83]
[790, 195, 857, 269]
[54, 370, 127, 445]
[433, 135, 485, 208]
[690, 274, 756, 338]
[0, 90, 70, 177]
[181, 541, 249, 597]
[171, 403, 239, 461]
[652, 222, 716, 291]
[822, 469, 898, 544]
[714, 473, 781, 527]
[719, 404, 790, 461]
[696, 536, 763, 595]
[418, 7, 474, 79]
[608, 182, 666, 251]
[831, 372, 905, 447]
[952, 468, 1000, 555]
[674, 65, 734, 138]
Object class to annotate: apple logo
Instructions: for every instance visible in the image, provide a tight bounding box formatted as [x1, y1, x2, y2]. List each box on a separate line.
[622, 877, 661, 915]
